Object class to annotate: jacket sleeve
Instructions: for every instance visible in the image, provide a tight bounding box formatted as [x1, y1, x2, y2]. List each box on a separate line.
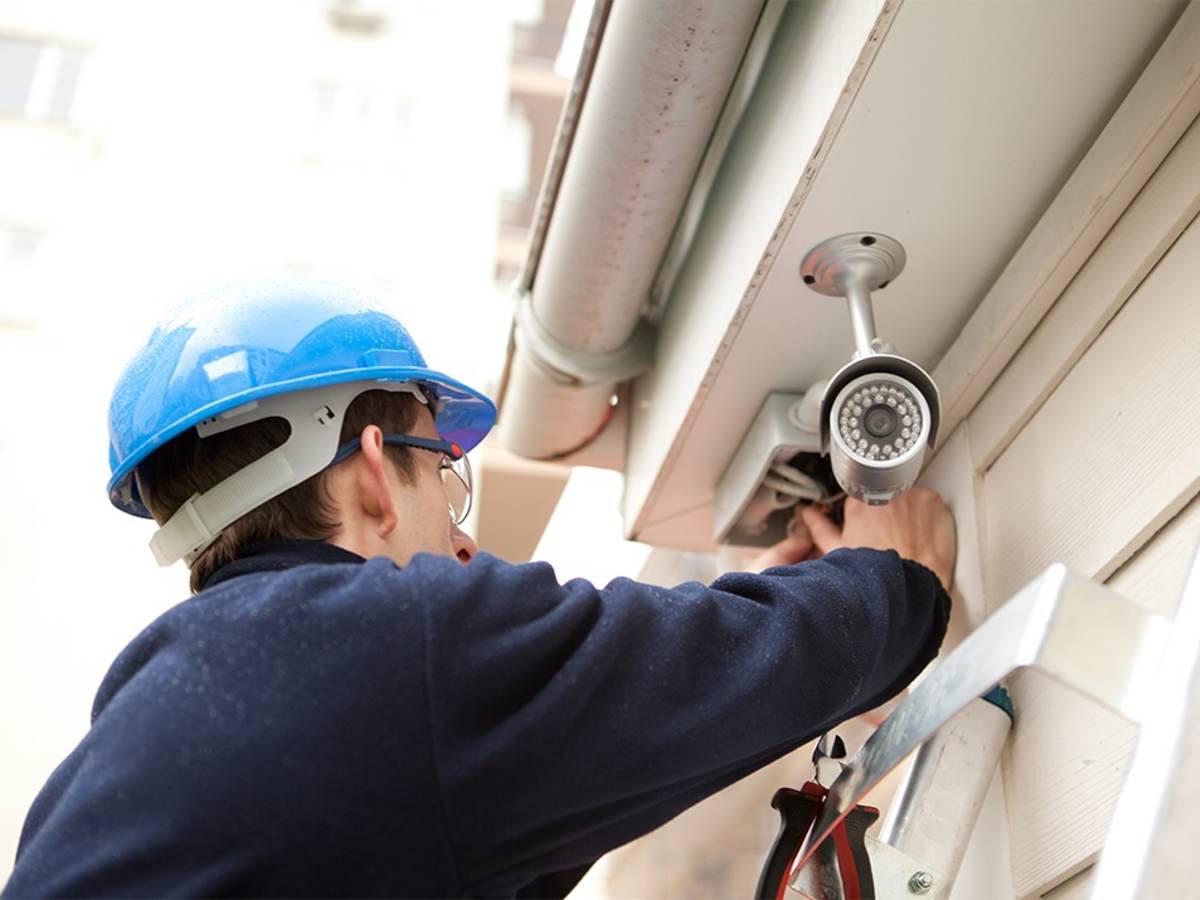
[407, 546, 950, 896]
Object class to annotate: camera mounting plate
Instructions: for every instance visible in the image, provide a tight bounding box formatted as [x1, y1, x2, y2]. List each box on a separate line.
[800, 233, 906, 297]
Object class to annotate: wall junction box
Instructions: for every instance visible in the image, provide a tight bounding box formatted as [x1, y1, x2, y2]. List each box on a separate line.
[713, 391, 825, 547]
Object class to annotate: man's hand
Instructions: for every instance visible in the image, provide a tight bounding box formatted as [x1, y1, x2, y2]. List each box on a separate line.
[749, 515, 817, 571]
[800, 488, 957, 592]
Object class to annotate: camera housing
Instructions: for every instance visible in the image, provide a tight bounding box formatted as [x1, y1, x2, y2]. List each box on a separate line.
[820, 354, 940, 505]
[713, 390, 842, 546]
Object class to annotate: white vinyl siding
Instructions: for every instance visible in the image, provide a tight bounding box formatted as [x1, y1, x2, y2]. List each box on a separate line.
[964, 115, 1200, 897]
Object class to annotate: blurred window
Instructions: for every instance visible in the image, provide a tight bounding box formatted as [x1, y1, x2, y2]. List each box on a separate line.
[312, 82, 339, 118]
[501, 105, 532, 200]
[0, 224, 45, 326]
[511, 0, 545, 27]
[48, 48, 85, 120]
[0, 225, 41, 267]
[327, 0, 390, 35]
[306, 81, 413, 160]
[0, 36, 39, 114]
[0, 35, 87, 123]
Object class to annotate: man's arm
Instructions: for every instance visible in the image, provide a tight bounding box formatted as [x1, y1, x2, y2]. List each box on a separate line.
[414, 491, 954, 895]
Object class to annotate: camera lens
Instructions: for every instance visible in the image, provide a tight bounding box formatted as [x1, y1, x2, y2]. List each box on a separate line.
[864, 405, 897, 438]
[823, 361, 940, 506]
[837, 379, 923, 462]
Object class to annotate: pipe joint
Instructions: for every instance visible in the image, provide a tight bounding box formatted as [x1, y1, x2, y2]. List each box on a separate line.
[514, 291, 655, 385]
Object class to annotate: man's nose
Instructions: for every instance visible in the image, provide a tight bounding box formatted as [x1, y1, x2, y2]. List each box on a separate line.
[450, 524, 478, 564]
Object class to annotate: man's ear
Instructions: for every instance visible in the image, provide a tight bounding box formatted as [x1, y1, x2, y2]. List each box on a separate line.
[355, 425, 399, 538]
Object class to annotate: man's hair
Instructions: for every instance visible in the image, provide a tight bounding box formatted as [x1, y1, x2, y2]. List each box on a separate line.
[142, 389, 424, 593]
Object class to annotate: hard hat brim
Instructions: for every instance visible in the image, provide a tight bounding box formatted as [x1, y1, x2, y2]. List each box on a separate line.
[107, 366, 496, 518]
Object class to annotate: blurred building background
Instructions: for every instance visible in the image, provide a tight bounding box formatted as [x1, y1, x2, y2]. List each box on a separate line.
[0, 0, 564, 880]
[493, 0, 573, 283]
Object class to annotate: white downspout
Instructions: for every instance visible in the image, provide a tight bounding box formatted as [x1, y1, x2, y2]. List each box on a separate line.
[498, 0, 767, 462]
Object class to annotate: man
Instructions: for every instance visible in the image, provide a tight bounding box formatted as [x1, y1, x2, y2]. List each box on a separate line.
[3, 278, 954, 898]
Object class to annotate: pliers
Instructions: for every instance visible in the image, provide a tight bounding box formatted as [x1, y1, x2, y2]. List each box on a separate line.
[754, 733, 879, 900]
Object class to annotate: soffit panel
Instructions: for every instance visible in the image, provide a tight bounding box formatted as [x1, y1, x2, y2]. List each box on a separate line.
[625, 0, 1184, 549]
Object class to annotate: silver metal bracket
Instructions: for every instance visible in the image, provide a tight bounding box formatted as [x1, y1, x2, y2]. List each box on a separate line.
[800, 233, 906, 359]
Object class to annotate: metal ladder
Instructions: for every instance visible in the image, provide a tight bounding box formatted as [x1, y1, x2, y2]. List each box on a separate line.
[774, 540, 1200, 899]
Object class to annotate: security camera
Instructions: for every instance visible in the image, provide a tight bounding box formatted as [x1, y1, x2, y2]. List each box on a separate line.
[712, 233, 942, 545]
[801, 233, 941, 505]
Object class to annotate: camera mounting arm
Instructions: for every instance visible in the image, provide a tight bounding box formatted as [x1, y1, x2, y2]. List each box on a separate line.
[800, 233, 907, 359]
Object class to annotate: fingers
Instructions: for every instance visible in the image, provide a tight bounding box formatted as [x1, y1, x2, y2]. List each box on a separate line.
[786, 514, 814, 557]
[800, 504, 845, 555]
[751, 514, 815, 571]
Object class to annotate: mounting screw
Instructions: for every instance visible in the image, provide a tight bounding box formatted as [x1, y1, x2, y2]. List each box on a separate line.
[908, 871, 934, 894]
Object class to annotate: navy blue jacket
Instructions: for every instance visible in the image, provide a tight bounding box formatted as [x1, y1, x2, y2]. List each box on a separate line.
[3, 540, 949, 898]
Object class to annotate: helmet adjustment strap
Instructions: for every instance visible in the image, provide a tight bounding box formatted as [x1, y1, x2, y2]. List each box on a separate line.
[148, 380, 427, 567]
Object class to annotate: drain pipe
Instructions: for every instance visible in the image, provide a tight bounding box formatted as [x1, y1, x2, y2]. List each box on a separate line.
[498, 0, 768, 461]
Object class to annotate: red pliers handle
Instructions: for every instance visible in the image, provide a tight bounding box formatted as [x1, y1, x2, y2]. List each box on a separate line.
[754, 782, 879, 900]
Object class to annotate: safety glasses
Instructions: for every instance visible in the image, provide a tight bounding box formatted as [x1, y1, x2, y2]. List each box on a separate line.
[329, 434, 473, 525]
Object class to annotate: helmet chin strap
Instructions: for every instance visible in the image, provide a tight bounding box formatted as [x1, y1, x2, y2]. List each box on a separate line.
[148, 381, 428, 567]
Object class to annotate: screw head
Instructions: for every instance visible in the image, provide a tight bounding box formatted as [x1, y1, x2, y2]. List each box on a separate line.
[908, 871, 934, 894]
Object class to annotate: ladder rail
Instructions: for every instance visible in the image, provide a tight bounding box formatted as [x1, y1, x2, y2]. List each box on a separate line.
[791, 562, 1172, 888]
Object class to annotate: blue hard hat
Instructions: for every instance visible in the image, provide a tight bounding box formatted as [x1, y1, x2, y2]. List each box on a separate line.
[107, 277, 497, 518]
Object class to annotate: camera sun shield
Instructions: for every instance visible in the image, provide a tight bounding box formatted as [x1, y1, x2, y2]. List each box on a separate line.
[819, 354, 941, 506]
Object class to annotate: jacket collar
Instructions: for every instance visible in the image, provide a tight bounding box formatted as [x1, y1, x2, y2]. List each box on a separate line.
[202, 539, 366, 591]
